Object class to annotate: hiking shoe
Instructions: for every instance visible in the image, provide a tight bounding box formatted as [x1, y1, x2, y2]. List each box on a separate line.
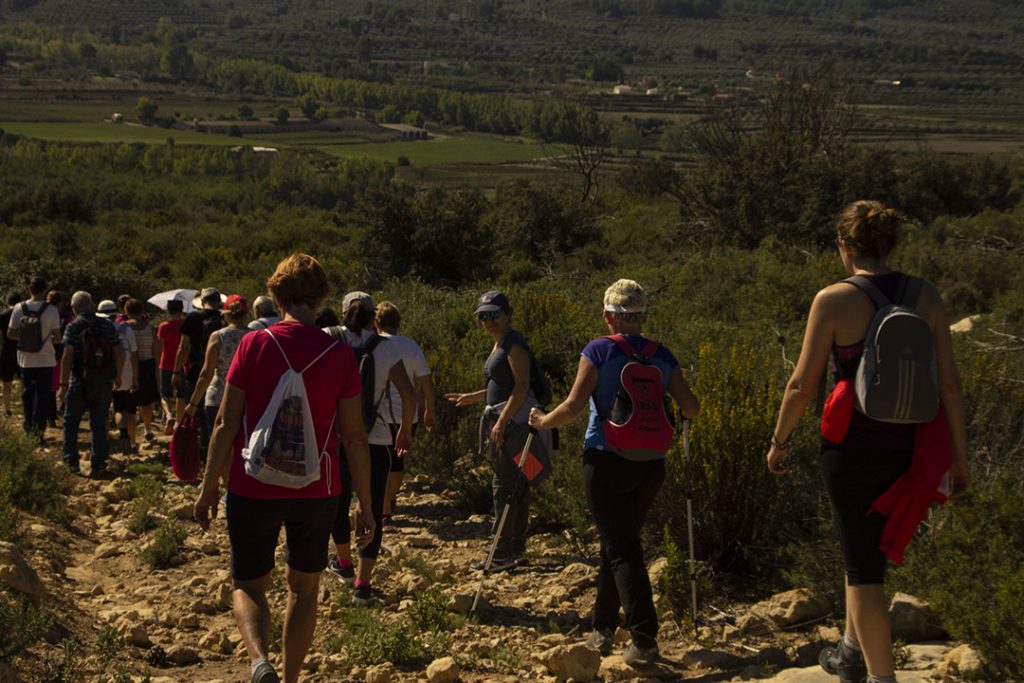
[251, 659, 280, 683]
[622, 643, 660, 666]
[819, 643, 868, 683]
[471, 556, 518, 573]
[353, 583, 374, 606]
[584, 628, 615, 655]
[326, 555, 355, 584]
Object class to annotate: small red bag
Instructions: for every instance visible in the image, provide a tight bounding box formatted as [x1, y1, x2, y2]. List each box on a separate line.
[170, 413, 202, 483]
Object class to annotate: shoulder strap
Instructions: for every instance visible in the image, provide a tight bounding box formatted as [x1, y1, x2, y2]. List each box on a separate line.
[605, 334, 638, 358]
[20, 303, 29, 317]
[639, 340, 661, 358]
[844, 275, 891, 310]
[363, 333, 385, 355]
[896, 274, 923, 308]
[325, 325, 344, 342]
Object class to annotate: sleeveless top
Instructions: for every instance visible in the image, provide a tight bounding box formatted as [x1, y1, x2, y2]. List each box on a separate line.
[484, 330, 531, 406]
[132, 323, 155, 361]
[205, 327, 248, 407]
[826, 271, 915, 452]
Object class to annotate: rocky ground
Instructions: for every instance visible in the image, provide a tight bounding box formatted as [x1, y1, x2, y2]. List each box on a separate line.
[1, 423, 985, 683]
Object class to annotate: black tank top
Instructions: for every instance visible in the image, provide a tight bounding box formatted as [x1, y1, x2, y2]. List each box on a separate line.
[825, 272, 915, 452]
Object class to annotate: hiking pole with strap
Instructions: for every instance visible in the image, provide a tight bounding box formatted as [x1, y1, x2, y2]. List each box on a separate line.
[471, 427, 536, 614]
[681, 415, 699, 636]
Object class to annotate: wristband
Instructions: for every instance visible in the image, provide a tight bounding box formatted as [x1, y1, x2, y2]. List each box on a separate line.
[770, 434, 792, 451]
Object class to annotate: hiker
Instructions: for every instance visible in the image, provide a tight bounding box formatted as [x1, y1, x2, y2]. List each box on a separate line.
[193, 253, 375, 683]
[529, 279, 699, 665]
[374, 301, 437, 529]
[125, 299, 161, 442]
[59, 292, 123, 476]
[248, 295, 282, 331]
[184, 294, 249, 435]
[98, 300, 139, 453]
[314, 307, 340, 329]
[157, 299, 186, 433]
[765, 201, 969, 683]
[0, 292, 22, 418]
[446, 290, 548, 572]
[173, 287, 224, 450]
[333, 291, 376, 348]
[7, 276, 62, 443]
[325, 292, 417, 605]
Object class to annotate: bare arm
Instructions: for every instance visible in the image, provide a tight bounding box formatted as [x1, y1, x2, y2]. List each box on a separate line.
[174, 334, 191, 373]
[768, 288, 836, 474]
[531, 356, 597, 430]
[194, 382, 246, 530]
[152, 331, 163, 368]
[668, 367, 700, 419]
[927, 285, 969, 494]
[388, 361, 418, 454]
[58, 346, 74, 400]
[444, 388, 486, 407]
[418, 374, 437, 431]
[338, 394, 376, 548]
[187, 333, 221, 414]
[113, 345, 124, 390]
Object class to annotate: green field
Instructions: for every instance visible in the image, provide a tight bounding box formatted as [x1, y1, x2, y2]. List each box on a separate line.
[312, 135, 548, 165]
[0, 121, 257, 146]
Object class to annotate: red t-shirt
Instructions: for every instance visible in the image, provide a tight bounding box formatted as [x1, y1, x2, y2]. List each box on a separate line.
[156, 319, 184, 371]
[225, 321, 360, 500]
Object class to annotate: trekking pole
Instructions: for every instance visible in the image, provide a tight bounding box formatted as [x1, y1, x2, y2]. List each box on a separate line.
[471, 428, 536, 614]
[681, 415, 699, 637]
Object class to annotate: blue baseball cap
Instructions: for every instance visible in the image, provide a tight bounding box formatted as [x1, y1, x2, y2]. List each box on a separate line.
[474, 290, 509, 315]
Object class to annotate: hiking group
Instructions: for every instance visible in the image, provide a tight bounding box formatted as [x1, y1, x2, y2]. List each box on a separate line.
[1, 199, 969, 683]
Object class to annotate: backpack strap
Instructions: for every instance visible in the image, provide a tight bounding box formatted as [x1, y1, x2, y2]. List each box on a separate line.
[844, 275, 891, 310]
[264, 329, 338, 374]
[896, 274, 923, 309]
[605, 334, 660, 361]
[325, 325, 345, 342]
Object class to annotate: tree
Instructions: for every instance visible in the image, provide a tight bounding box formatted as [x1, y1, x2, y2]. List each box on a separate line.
[79, 43, 97, 61]
[162, 43, 194, 81]
[136, 96, 158, 123]
[274, 106, 290, 125]
[543, 102, 609, 202]
[296, 93, 319, 120]
[237, 103, 254, 120]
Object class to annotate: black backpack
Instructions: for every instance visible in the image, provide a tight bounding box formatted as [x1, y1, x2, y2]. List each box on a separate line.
[197, 310, 224, 361]
[326, 328, 388, 432]
[76, 320, 116, 384]
[17, 302, 49, 353]
[527, 348, 553, 407]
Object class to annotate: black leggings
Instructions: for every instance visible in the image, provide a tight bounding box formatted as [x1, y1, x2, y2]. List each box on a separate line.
[332, 443, 392, 560]
[821, 445, 912, 585]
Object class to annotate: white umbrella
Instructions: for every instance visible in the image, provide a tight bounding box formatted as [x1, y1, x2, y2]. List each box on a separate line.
[147, 289, 198, 313]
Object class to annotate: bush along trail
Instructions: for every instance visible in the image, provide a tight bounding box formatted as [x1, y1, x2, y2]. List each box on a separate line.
[0, 418, 986, 683]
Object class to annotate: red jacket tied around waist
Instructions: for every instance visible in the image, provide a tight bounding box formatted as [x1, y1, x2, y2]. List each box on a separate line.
[821, 378, 953, 564]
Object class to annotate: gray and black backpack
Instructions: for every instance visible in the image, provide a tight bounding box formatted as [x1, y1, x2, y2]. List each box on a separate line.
[846, 274, 938, 424]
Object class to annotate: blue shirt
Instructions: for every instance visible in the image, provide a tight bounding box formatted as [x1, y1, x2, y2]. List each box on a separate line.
[582, 335, 679, 457]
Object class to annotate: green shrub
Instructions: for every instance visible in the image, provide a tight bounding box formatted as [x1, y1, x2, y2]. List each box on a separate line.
[658, 525, 714, 624]
[407, 588, 462, 633]
[401, 555, 454, 586]
[891, 476, 1024, 681]
[0, 590, 51, 660]
[327, 605, 427, 666]
[0, 480, 20, 543]
[0, 425, 69, 524]
[128, 474, 164, 534]
[141, 519, 186, 569]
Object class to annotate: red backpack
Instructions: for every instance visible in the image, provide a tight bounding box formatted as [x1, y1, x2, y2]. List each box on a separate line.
[602, 335, 675, 459]
[170, 413, 202, 482]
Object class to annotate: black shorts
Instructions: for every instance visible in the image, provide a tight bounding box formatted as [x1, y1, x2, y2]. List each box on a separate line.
[159, 369, 188, 399]
[821, 444, 912, 585]
[226, 493, 339, 581]
[0, 351, 17, 382]
[112, 390, 137, 413]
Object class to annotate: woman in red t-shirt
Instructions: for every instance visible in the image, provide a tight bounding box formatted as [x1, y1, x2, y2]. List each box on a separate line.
[194, 254, 375, 683]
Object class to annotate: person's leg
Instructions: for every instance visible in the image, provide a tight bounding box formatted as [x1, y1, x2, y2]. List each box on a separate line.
[61, 384, 86, 471]
[139, 403, 154, 437]
[383, 451, 404, 517]
[356, 444, 391, 585]
[19, 367, 32, 432]
[490, 450, 529, 559]
[33, 367, 54, 436]
[280, 495, 337, 681]
[227, 494, 282, 676]
[88, 383, 113, 472]
[848, 583, 894, 677]
[584, 457, 621, 632]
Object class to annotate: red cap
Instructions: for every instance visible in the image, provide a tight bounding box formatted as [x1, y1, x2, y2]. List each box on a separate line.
[225, 294, 248, 311]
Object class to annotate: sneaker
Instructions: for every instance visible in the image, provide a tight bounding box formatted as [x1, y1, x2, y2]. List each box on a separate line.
[326, 555, 355, 584]
[353, 583, 374, 606]
[89, 466, 108, 480]
[251, 659, 280, 683]
[144, 431, 154, 442]
[512, 552, 529, 567]
[622, 642, 660, 666]
[584, 628, 615, 655]
[819, 643, 868, 683]
[470, 555, 518, 573]
[164, 419, 175, 436]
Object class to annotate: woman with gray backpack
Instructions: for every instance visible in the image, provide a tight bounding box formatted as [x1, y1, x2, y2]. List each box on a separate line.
[766, 201, 969, 683]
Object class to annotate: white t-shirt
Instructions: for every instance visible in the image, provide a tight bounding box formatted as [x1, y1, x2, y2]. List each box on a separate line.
[377, 333, 430, 426]
[365, 337, 404, 446]
[9, 300, 61, 368]
[112, 321, 137, 390]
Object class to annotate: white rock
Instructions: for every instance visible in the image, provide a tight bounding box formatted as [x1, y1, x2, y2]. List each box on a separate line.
[938, 643, 983, 679]
[0, 541, 46, 602]
[366, 662, 395, 683]
[538, 643, 601, 682]
[426, 656, 460, 683]
[406, 534, 436, 549]
[165, 644, 200, 666]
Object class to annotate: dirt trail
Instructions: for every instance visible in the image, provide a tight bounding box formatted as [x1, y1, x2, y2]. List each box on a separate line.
[9, 425, 969, 682]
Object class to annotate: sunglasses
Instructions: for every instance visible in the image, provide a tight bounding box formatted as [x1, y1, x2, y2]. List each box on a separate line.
[477, 310, 502, 322]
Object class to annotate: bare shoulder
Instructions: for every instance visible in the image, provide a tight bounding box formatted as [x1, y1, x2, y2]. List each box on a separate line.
[814, 281, 861, 309]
